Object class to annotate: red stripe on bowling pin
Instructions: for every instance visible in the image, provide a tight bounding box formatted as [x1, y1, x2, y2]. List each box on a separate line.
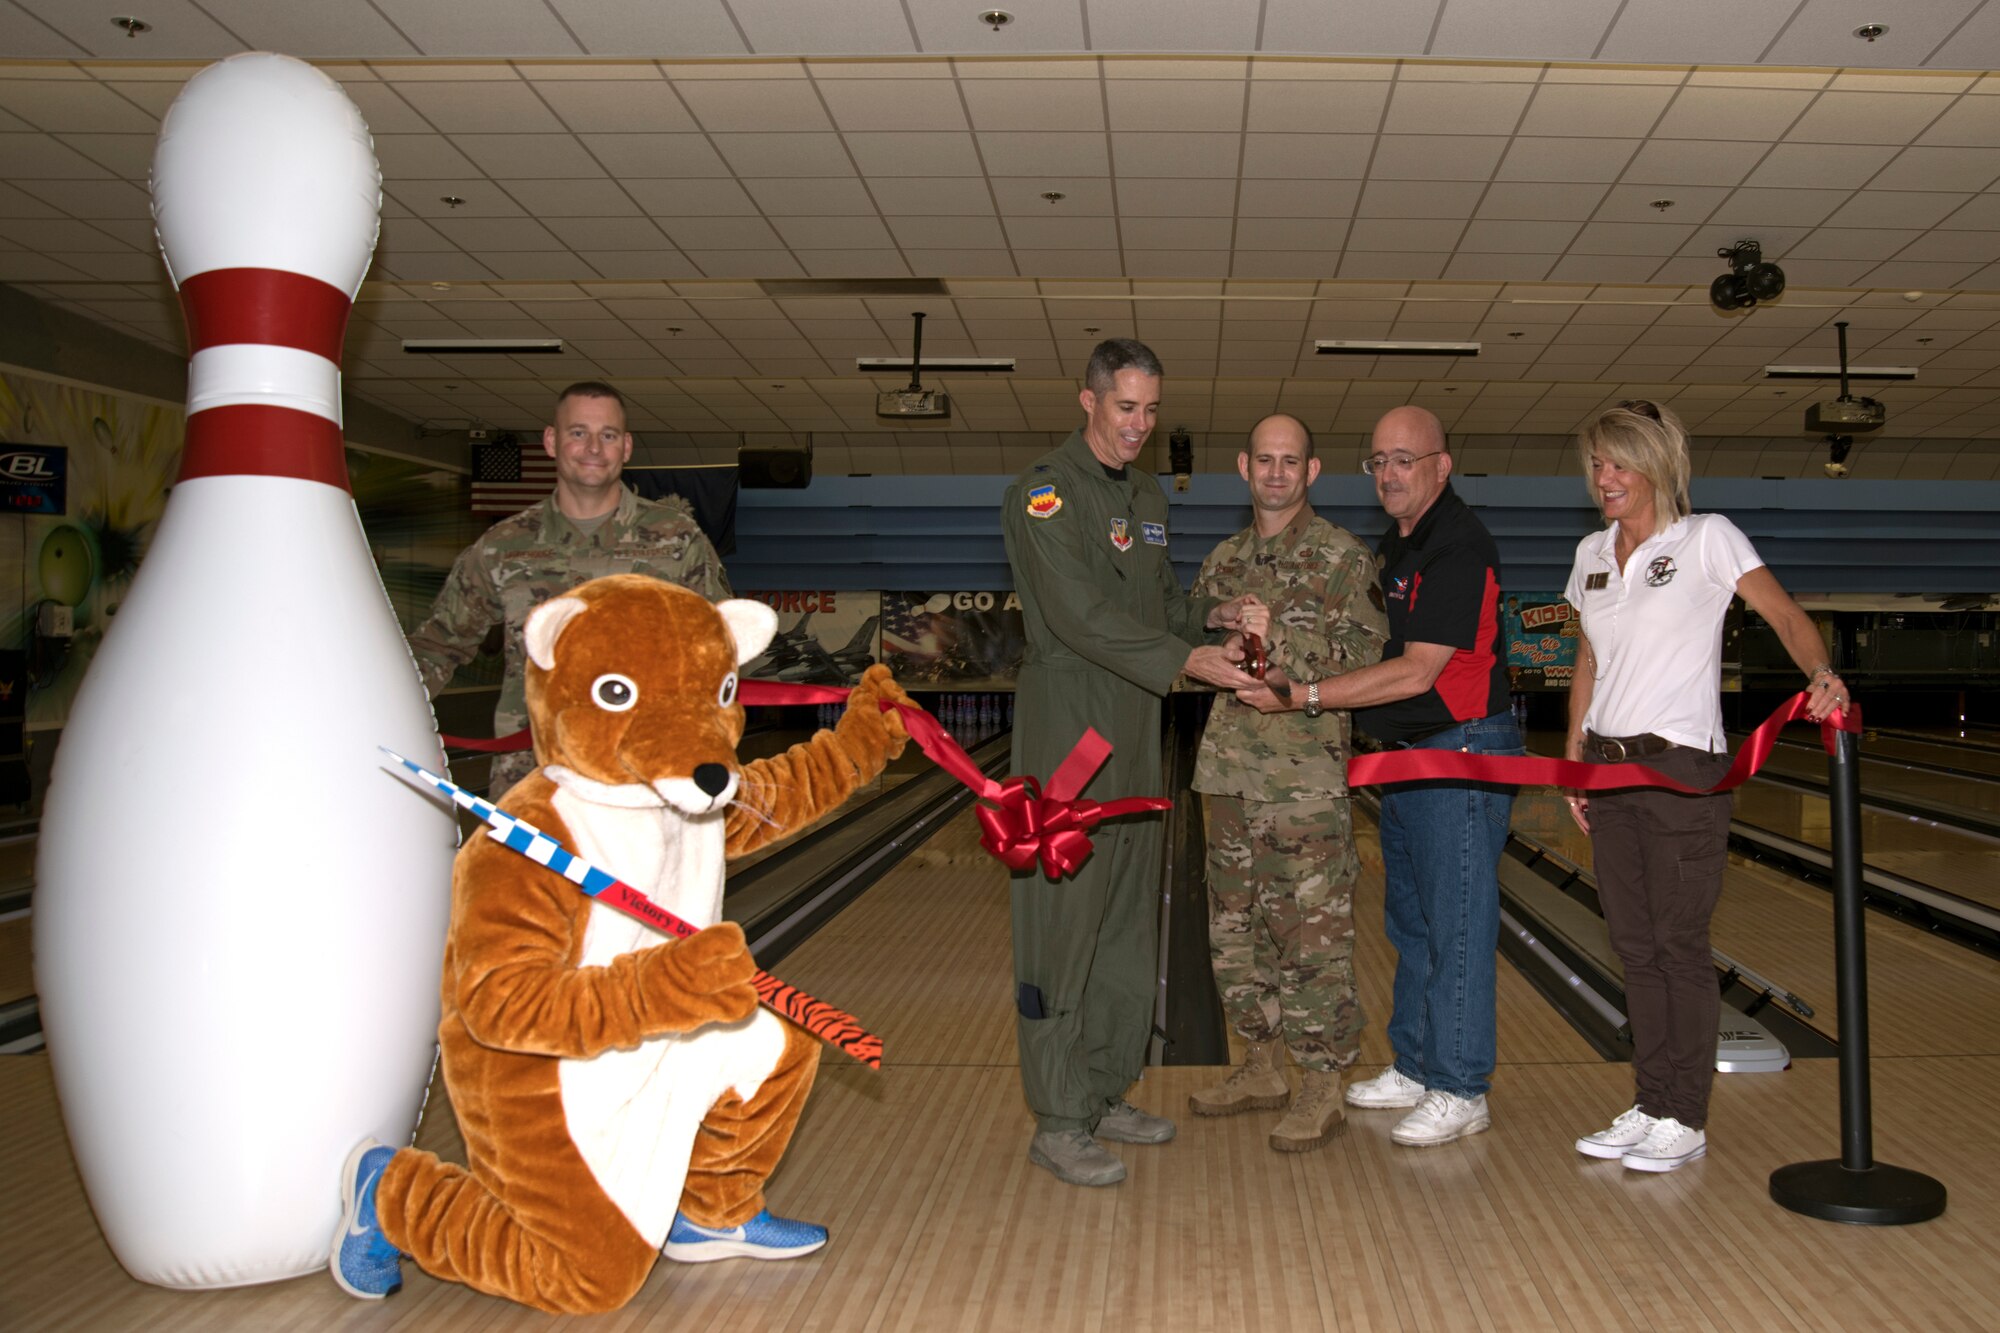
[175, 267, 354, 491]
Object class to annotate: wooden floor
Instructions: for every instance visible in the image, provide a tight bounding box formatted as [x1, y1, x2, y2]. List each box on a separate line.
[5, 807, 1999, 1330]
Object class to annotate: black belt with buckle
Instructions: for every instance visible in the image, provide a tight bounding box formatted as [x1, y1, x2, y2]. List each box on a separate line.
[1586, 731, 1673, 762]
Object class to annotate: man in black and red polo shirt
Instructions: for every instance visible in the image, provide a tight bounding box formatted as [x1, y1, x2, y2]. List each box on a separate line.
[1238, 405, 1520, 1150]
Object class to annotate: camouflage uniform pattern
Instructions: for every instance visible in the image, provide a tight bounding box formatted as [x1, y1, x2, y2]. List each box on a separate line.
[1190, 509, 1387, 1071]
[1202, 794, 1362, 1071]
[407, 487, 730, 794]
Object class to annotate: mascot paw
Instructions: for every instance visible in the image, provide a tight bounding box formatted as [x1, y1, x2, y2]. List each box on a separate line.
[841, 663, 912, 752]
[655, 922, 760, 1024]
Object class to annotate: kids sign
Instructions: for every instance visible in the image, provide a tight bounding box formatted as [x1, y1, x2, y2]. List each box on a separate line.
[0, 445, 66, 515]
[1503, 592, 1580, 691]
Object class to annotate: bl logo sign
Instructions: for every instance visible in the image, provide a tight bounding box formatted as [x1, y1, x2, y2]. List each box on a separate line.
[0, 444, 67, 514]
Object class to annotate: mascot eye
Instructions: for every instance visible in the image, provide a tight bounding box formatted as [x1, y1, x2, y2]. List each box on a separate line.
[591, 673, 638, 712]
[718, 672, 738, 707]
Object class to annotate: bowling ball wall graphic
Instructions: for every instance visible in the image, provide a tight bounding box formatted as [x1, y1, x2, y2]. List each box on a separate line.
[38, 526, 96, 606]
[0, 370, 181, 725]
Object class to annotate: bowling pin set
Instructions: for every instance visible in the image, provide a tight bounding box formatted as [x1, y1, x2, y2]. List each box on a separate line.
[813, 692, 1012, 744]
[34, 54, 456, 1289]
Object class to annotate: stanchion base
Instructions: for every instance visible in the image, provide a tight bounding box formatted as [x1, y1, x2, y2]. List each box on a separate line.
[1769, 1160, 1946, 1225]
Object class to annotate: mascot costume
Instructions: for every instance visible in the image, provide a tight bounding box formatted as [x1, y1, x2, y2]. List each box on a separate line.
[332, 575, 913, 1312]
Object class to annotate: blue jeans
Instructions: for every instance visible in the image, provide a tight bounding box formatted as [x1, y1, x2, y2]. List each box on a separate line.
[1374, 712, 1522, 1098]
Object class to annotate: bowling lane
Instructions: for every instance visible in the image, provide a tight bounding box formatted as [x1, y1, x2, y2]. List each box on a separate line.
[1509, 789, 2000, 1057]
[1523, 731, 1997, 911]
[1858, 732, 2000, 778]
[1752, 738, 2000, 823]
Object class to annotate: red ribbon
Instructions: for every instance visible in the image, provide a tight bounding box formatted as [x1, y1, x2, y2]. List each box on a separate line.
[444, 681, 1170, 877]
[1345, 692, 1862, 793]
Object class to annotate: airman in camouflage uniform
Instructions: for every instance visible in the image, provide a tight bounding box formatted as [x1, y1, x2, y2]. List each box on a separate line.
[1188, 413, 1388, 1152]
[407, 383, 729, 796]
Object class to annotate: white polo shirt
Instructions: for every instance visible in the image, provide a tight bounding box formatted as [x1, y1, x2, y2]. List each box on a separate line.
[1563, 513, 1764, 753]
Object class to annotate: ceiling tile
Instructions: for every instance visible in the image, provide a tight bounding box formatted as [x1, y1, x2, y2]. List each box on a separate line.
[1106, 81, 1246, 132]
[1241, 133, 1374, 179]
[713, 132, 855, 176]
[659, 215, 786, 249]
[866, 176, 997, 215]
[818, 79, 970, 133]
[1459, 219, 1582, 253]
[1870, 146, 2000, 192]
[581, 133, 732, 177]
[1235, 218, 1348, 250]
[997, 179, 1118, 214]
[678, 79, 833, 132]
[373, 133, 482, 179]
[1369, 135, 1509, 180]
[1517, 83, 1678, 139]
[1494, 138, 1639, 183]
[397, 81, 566, 133]
[1621, 139, 1769, 186]
[1740, 142, 1893, 190]
[454, 134, 606, 178]
[1653, 86, 1815, 140]
[1120, 217, 1235, 249]
[535, 79, 697, 133]
[1111, 132, 1241, 177]
[1825, 190, 1974, 228]
[1431, 0, 1622, 61]
[1244, 79, 1391, 132]
[1707, 187, 1851, 228]
[1476, 182, 1610, 220]
[542, 217, 677, 249]
[1347, 219, 1467, 251]
[1382, 80, 1534, 135]
[498, 178, 643, 217]
[1596, 0, 1790, 65]
[1005, 215, 1119, 249]
[770, 215, 896, 248]
[743, 177, 879, 215]
[976, 132, 1110, 176]
[1356, 179, 1486, 217]
[1237, 179, 1360, 218]
[1785, 90, 1956, 145]
[0, 81, 157, 133]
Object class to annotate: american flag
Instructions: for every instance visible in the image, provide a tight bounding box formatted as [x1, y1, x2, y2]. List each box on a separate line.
[469, 434, 555, 515]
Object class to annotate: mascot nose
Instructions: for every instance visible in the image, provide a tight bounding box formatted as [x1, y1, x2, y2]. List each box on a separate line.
[692, 763, 731, 798]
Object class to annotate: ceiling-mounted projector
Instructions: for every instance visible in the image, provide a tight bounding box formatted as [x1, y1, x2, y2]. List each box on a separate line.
[877, 311, 950, 419]
[1805, 320, 1885, 434]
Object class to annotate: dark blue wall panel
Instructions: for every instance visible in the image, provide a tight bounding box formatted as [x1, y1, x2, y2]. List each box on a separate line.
[730, 475, 2000, 596]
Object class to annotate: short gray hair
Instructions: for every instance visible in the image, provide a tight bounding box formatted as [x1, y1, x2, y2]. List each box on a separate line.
[1084, 338, 1164, 393]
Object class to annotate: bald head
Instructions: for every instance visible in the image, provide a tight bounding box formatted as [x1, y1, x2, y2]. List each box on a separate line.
[1369, 405, 1453, 535]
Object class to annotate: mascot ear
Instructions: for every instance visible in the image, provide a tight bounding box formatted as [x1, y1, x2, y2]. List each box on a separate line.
[716, 599, 778, 666]
[524, 595, 589, 671]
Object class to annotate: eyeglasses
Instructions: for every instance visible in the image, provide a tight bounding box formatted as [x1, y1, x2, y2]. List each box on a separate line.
[1361, 450, 1443, 476]
[1615, 399, 1662, 421]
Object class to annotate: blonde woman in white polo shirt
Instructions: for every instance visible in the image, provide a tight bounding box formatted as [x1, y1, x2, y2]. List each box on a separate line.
[1561, 400, 1849, 1174]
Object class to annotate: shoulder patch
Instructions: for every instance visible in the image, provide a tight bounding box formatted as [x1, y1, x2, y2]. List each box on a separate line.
[1025, 482, 1062, 519]
[1141, 521, 1167, 546]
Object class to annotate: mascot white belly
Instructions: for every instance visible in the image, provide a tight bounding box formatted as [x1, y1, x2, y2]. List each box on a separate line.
[551, 789, 785, 1247]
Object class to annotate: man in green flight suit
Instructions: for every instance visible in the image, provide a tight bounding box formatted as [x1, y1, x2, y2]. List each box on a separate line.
[1001, 338, 1267, 1188]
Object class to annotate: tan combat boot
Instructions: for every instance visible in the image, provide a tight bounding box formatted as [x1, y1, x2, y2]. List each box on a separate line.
[1188, 1037, 1291, 1116]
[1269, 1068, 1346, 1152]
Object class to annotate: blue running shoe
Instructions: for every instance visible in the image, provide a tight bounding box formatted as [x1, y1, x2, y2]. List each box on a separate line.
[331, 1139, 403, 1299]
[663, 1209, 828, 1263]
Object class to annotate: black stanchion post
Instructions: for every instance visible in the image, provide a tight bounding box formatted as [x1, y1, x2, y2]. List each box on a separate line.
[1769, 726, 1946, 1224]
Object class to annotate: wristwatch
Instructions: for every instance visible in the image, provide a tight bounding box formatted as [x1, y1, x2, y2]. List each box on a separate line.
[1303, 680, 1323, 719]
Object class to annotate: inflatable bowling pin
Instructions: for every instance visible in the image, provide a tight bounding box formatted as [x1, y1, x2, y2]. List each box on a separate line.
[34, 53, 455, 1289]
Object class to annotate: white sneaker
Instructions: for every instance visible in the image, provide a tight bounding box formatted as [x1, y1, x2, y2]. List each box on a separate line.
[1622, 1117, 1706, 1173]
[1390, 1090, 1491, 1146]
[1576, 1106, 1660, 1160]
[1345, 1065, 1426, 1109]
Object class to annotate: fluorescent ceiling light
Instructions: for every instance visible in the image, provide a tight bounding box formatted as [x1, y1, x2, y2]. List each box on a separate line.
[403, 339, 565, 355]
[856, 357, 1015, 372]
[1315, 340, 1479, 356]
[1763, 364, 1917, 381]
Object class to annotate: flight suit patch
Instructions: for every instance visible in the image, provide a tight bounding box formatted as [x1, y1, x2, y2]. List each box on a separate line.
[1026, 483, 1062, 519]
[1141, 521, 1167, 546]
[1109, 517, 1133, 552]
